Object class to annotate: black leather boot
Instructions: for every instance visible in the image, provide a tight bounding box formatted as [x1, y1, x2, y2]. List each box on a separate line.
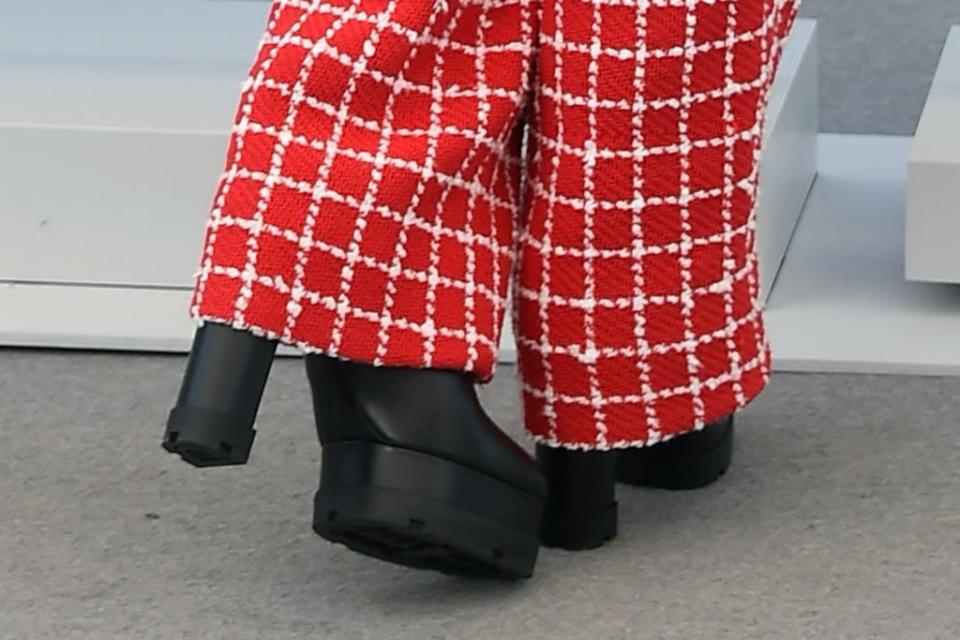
[536, 416, 734, 551]
[536, 446, 618, 551]
[617, 416, 734, 490]
[163, 324, 277, 467]
[306, 355, 547, 580]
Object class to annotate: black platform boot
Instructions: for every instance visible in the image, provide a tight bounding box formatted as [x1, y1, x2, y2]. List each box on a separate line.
[536, 446, 618, 551]
[535, 416, 734, 551]
[617, 416, 734, 490]
[306, 355, 547, 580]
[162, 324, 277, 467]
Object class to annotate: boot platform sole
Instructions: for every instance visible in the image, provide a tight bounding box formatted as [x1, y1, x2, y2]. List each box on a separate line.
[617, 419, 735, 490]
[314, 441, 544, 580]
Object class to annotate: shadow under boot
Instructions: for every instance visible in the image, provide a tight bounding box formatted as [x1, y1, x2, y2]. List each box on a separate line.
[306, 355, 547, 580]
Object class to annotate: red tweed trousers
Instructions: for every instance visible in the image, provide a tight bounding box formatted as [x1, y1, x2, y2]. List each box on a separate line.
[192, 0, 799, 450]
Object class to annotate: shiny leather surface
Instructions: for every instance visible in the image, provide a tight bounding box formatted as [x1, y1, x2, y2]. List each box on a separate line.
[306, 355, 546, 498]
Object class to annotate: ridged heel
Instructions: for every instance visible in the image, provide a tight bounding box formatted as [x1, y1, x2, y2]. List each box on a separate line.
[536, 446, 618, 551]
[617, 416, 734, 490]
[162, 324, 277, 467]
[314, 441, 544, 580]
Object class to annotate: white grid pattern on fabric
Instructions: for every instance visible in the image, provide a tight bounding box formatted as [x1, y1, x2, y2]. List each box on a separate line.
[519, 0, 794, 449]
[580, 0, 611, 447]
[191, 0, 797, 449]
[330, 4, 450, 363]
[195, 0, 534, 371]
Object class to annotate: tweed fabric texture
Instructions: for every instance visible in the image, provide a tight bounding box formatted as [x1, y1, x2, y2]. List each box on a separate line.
[192, 0, 799, 449]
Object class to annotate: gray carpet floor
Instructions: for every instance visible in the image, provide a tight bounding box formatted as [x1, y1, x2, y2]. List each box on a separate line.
[800, 0, 960, 135]
[3, 351, 960, 639]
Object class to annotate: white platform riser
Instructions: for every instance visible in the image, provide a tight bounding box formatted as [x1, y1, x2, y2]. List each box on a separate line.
[906, 25, 960, 284]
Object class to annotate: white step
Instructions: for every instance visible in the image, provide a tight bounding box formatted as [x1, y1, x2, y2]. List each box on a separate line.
[0, 8, 818, 358]
[906, 25, 960, 284]
[0, 0, 269, 288]
[766, 134, 960, 376]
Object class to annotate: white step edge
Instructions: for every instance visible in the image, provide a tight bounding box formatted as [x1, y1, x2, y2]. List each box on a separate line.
[905, 25, 960, 284]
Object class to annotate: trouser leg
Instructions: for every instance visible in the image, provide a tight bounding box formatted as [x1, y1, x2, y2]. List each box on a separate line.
[516, 0, 800, 450]
[192, 0, 538, 381]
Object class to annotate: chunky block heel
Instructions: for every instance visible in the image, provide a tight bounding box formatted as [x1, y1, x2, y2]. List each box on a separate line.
[536, 446, 618, 551]
[306, 355, 547, 579]
[314, 442, 543, 579]
[162, 324, 277, 467]
[617, 416, 734, 490]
